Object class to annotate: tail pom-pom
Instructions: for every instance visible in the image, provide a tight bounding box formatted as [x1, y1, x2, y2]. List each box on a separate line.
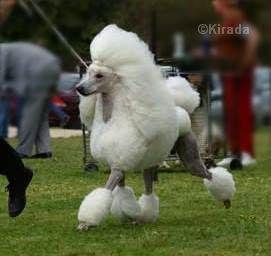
[204, 167, 236, 206]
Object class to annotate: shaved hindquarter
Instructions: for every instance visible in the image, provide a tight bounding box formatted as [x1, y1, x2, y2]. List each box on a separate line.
[175, 131, 212, 180]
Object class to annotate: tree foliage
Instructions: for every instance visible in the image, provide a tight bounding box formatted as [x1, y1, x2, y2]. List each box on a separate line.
[1, 0, 270, 69]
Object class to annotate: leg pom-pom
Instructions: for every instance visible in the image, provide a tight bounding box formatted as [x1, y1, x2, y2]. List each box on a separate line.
[138, 193, 159, 224]
[111, 186, 141, 222]
[204, 167, 236, 207]
[77, 188, 113, 230]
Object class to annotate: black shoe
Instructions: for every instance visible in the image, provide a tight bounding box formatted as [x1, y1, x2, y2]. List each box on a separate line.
[30, 152, 52, 159]
[6, 167, 33, 217]
[230, 158, 243, 171]
[19, 154, 30, 159]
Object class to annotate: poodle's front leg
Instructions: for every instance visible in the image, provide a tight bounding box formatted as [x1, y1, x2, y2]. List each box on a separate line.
[138, 168, 159, 224]
[143, 168, 155, 194]
[105, 169, 125, 190]
[110, 172, 142, 222]
[175, 131, 212, 179]
[175, 131, 235, 208]
[77, 168, 124, 231]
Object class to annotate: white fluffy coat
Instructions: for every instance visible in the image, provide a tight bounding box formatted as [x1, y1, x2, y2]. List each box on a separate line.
[79, 95, 97, 130]
[78, 188, 112, 226]
[88, 25, 180, 171]
[138, 193, 159, 223]
[166, 76, 200, 114]
[204, 167, 236, 202]
[111, 186, 141, 222]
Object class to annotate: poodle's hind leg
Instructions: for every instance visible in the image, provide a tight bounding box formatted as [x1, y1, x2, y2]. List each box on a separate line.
[77, 169, 124, 231]
[138, 168, 159, 224]
[175, 131, 212, 180]
[175, 131, 236, 208]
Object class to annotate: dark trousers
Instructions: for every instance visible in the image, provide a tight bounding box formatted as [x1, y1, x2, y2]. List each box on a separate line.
[0, 137, 25, 183]
[0, 98, 9, 138]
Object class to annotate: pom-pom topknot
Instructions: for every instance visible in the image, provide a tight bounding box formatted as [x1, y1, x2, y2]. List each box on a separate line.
[90, 25, 157, 75]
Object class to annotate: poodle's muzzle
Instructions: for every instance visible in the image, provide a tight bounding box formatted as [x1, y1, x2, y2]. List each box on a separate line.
[76, 85, 94, 96]
[76, 76, 97, 96]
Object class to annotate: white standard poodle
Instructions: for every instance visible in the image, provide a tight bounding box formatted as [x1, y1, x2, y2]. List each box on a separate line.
[76, 25, 236, 231]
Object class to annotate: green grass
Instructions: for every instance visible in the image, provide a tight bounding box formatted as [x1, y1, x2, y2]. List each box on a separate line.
[0, 129, 270, 256]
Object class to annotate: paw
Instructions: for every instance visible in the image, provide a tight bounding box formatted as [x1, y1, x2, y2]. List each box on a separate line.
[138, 193, 159, 224]
[111, 186, 141, 222]
[77, 222, 96, 232]
[78, 188, 113, 226]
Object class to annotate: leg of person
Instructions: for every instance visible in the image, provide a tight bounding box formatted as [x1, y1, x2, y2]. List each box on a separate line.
[16, 91, 49, 157]
[0, 137, 25, 181]
[17, 53, 61, 157]
[238, 70, 255, 165]
[15, 97, 24, 134]
[0, 137, 33, 217]
[33, 106, 52, 158]
[33, 65, 62, 156]
[217, 75, 238, 166]
[3, 103, 10, 138]
[232, 75, 242, 157]
[0, 98, 9, 138]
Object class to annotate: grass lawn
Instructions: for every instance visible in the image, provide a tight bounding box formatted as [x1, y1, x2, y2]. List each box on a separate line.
[0, 129, 270, 256]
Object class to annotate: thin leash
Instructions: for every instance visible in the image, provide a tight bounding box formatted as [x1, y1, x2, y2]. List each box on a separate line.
[18, 0, 88, 69]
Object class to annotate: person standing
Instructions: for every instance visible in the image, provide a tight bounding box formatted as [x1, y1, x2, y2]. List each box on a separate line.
[212, 0, 259, 167]
[0, 0, 33, 217]
[0, 42, 61, 158]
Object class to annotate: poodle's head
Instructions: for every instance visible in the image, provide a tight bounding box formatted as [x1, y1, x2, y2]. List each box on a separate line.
[76, 61, 119, 96]
[76, 24, 161, 96]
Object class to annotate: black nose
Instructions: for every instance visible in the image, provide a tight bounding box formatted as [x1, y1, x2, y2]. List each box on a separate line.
[76, 85, 85, 95]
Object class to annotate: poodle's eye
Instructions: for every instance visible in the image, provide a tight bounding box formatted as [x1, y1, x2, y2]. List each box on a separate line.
[95, 73, 104, 79]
